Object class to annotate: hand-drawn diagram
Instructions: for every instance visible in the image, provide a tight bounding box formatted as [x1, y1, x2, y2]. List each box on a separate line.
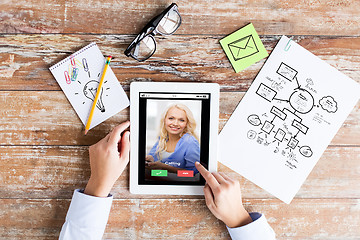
[50, 42, 130, 130]
[84, 80, 105, 112]
[247, 114, 261, 126]
[247, 62, 338, 169]
[65, 57, 109, 113]
[319, 96, 338, 113]
[228, 35, 259, 61]
[247, 130, 257, 139]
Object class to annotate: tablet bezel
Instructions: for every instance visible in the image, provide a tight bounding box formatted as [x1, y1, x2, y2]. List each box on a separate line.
[130, 82, 219, 195]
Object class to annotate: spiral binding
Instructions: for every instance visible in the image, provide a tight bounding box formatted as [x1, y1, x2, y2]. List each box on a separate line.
[49, 42, 97, 70]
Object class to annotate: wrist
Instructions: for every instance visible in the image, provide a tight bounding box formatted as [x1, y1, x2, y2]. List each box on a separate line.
[84, 177, 113, 197]
[226, 208, 253, 228]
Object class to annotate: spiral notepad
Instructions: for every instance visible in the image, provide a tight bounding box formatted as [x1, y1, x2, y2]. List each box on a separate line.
[49, 42, 129, 130]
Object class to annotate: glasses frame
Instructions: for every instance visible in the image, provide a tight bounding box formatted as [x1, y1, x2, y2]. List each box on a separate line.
[124, 3, 182, 62]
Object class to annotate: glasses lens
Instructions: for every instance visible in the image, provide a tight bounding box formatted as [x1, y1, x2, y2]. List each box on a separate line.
[157, 8, 181, 35]
[130, 35, 156, 61]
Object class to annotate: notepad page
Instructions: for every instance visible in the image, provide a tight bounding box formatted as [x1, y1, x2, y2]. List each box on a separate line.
[49, 42, 129, 130]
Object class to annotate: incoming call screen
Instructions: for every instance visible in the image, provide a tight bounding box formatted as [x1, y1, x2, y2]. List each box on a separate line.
[138, 92, 210, 185]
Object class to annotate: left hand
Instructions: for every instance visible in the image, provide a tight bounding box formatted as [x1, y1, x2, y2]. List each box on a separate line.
[84, 121, 130, 197]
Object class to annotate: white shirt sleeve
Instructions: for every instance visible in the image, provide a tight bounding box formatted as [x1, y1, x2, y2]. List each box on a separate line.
[59, 189, 113, 240]
[227, 212, 276, 240]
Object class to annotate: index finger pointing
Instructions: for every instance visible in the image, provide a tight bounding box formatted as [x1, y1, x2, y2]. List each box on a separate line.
[108, 121, 130, 145]
[195, 162, 220, 188]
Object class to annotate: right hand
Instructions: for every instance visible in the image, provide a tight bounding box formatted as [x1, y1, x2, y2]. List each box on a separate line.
[145, 155, 154, 163]
[195, 162, 253, 228]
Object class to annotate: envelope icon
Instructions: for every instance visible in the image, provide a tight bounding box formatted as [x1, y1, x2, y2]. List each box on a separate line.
[228, 35, 259, 61]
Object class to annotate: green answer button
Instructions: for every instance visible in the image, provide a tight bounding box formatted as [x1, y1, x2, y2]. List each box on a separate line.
[151, 170, 168, 177]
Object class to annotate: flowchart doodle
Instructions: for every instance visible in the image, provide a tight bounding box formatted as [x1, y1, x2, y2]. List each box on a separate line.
[256, 83, 277, 102]
[247, 130, 257, 139]
[277, 62, 298, 81]
[248, 114, 262, 126]
[247, 61, 339, 170]
[289, 88, 314, 114]
[319, 96, 338, 113]
[218, 36, 360, 204]
[299, 146, 313, 157]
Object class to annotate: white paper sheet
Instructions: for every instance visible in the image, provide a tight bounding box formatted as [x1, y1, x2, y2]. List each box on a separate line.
[49, 42, 129, 129]
[219, 36, 360, 204]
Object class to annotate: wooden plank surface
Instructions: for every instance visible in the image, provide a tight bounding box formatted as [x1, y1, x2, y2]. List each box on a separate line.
[1, 0, 360, 239]
[0, 35, 360, 91]
[1, 145, 359, 199]
[1, 199, 359, 239]
[1, 0, 360, 36]
[0, 91, 359, 145]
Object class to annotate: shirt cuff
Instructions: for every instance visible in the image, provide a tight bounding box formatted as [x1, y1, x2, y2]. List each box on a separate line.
[226, 212, 276, 240]
[66, 189, 113, 230]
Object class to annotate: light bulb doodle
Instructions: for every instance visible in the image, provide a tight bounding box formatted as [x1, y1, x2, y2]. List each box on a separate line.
[83, 80, 106, 112]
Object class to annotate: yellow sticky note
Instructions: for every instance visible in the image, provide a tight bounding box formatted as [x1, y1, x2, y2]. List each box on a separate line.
[220, 23, 268, 73]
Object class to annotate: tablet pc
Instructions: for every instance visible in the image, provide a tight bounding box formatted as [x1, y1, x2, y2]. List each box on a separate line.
[130, 82, 219, 195]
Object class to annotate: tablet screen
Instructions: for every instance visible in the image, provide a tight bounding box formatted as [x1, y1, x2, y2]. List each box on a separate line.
[138, 92, 210, 185]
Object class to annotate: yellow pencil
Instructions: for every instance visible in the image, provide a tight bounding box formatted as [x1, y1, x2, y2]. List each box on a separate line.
[84, 56, 112, 135]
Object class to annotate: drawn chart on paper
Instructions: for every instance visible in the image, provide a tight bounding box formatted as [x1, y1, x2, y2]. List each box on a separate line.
[49, 42, 129, 130]
[248, 61, 340, 169]
[219, 36, 360, 204]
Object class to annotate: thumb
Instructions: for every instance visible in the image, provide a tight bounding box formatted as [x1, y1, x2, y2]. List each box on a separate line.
[119, 131, 130, 162]
[108, 121, 130, 145]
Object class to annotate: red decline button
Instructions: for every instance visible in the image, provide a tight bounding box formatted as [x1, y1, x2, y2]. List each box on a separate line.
[177, 170, 194, 177]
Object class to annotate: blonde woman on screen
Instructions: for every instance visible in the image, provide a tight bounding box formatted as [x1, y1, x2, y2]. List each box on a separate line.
[145, 104, 200, 174]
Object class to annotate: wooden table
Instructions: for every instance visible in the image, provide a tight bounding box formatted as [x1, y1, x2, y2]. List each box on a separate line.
[1, 1, 359, 239]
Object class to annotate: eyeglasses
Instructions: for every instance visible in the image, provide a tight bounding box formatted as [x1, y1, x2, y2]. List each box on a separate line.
[124, 3, 182, 62]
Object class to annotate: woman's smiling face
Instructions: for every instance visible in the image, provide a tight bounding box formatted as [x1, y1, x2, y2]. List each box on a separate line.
[164, 107, 188, 136]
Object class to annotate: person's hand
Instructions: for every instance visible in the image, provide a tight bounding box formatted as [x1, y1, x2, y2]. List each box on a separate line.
[195, 162, 252, 228]
[145, 161, 166, 170]
[145, 155, 154, 163]
[145, 155, 154, 167]
[84, 121, 130, 197]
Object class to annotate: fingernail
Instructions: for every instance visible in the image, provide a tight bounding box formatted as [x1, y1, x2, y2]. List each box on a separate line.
[195, 162, 200, 165]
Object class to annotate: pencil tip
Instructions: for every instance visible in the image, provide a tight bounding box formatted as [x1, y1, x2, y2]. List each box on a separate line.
[84, 129, 88, 135]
